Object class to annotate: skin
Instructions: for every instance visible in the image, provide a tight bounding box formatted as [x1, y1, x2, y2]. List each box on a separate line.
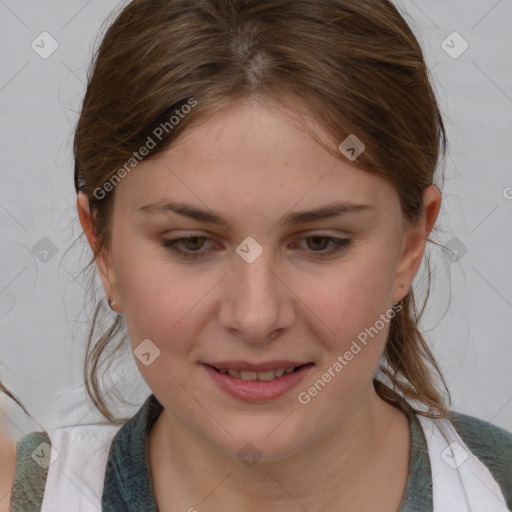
[0, 437, 15, 512]
[0, 397, 16, 512]
[77, 95, 442, 511]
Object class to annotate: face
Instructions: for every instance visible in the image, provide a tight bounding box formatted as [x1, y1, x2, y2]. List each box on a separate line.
[87, 96, 434, 461]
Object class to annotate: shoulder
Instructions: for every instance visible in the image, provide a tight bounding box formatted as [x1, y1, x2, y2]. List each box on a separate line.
[448, 411, 512, 509]
[448, 410, 512, 462]
[10, 431, 50, 512]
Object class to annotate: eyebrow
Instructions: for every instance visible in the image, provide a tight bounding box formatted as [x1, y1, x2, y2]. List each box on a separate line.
[135, 200, 374, 227]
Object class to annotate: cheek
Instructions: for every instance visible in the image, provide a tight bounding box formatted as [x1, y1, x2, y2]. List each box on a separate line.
[298, 254, 395, 347]
[114, 248, 223, 361]
[296, 267, 397, 419]
[114, 237, 179, 314]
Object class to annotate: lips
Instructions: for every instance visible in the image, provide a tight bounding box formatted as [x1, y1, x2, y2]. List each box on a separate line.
[202, 361, 314, 400]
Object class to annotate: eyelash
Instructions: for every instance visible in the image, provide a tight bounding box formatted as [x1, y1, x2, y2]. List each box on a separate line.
[161, 234, 353, 261]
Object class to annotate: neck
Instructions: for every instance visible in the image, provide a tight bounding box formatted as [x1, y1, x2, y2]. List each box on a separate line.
[149, 385, 410, 511]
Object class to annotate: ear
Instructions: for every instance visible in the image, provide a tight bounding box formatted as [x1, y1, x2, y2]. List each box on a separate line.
[77, 192, 121, 312]
[392, 184, 442, 303]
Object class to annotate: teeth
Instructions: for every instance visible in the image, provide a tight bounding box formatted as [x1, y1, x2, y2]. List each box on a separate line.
[220, 367, 298, 381]
[253, 371, 275, 381]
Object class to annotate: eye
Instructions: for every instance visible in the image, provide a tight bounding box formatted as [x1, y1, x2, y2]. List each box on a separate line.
[161, 235, 217, 260]
[293, 235, 353, 257]
[161, 233, 353, 261]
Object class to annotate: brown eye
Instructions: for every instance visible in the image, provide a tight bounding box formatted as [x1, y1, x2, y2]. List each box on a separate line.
[295, 235, 353, 257]
[181, 236, 207, 250]
[306, 236, 329, 251]
[161, 235, 215, 261]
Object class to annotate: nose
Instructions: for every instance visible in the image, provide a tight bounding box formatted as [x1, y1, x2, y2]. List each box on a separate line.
[218, 246, 296, 345]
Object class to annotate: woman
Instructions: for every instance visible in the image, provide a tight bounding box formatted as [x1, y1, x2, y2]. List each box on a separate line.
[10, 0, 512, 511]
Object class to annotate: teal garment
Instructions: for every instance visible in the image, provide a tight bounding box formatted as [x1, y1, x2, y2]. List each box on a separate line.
[9, 432, 49, 512]
[10, 393, 512, 511]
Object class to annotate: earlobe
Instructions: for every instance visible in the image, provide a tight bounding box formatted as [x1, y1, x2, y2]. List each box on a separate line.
[97, 259, 122, 314]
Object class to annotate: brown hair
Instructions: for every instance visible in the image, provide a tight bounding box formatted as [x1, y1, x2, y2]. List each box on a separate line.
[73, 0, 451, 422]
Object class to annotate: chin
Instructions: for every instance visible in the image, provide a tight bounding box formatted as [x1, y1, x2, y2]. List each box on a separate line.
[205, 421, 309, 464]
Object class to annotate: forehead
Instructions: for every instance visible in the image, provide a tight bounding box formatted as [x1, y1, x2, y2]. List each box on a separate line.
[114, 97, 398, 218]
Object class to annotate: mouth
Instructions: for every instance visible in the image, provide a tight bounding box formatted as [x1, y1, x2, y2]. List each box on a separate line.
[202, 360, 314, 400]
[205, 363, 313, 382]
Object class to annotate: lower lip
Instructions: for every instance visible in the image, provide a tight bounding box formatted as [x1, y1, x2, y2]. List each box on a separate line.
[202, 363, 313, 401]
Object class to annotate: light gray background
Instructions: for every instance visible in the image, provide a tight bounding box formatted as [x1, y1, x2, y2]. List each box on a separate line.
[0, 0, 511, 438]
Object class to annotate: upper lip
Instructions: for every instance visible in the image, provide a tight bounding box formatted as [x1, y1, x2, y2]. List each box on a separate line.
[203, 361, 312, 372]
